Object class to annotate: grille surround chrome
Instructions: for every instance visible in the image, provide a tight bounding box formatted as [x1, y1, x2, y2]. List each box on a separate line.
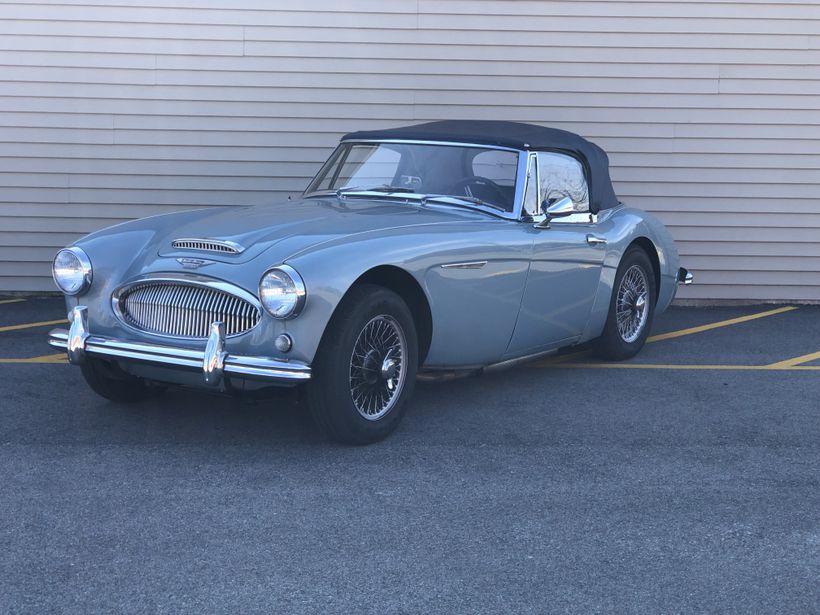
[171, 238, 244, 254]
[112, 276, 261, 340]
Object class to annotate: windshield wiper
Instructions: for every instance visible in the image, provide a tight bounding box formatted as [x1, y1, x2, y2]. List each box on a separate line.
[306, 187, 507, 214]
[303, 185, 417, 200]
[367, 184, 416, 193]
[336, 184, 416, 195]
[419, 194, 507, 213]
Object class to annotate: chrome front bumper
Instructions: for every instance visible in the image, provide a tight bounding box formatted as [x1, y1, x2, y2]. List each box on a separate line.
[677, 267, 694, 285]
[48, 306, 311, 386]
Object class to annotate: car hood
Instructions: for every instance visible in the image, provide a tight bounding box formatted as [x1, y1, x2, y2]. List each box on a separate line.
[149, 196, 483, 264]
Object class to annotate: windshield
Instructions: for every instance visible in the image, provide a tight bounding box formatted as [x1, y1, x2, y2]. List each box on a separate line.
[304, 142, 521, 212]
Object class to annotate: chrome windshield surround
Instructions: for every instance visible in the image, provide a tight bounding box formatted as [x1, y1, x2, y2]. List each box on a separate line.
[341, 138, 521, 152]
[111, 273, 262, 340]
[171, 238, 245, 255]
[306, 139, 529, 221]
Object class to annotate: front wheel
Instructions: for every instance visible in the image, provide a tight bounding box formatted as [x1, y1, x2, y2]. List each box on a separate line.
[80, 356, 153, 402]
[596, 247, 656, 361]
[307, 284, 418, 445]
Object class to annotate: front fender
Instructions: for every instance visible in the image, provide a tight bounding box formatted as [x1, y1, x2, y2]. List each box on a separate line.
[285, 221, 531, 367]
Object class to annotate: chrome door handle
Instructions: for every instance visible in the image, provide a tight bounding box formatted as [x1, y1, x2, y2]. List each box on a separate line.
[586, 234, 607, 246]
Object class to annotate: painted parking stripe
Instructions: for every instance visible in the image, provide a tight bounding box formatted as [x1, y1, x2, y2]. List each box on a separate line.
[553, 362, 820, 371]
[534, 349, 587, 366]
[0, 318, 66, 333]
[767, 350, 820, 368]
[0, 353, 67, 364]
[0, 298, 26, 305]
[533, 305, 800, 367]
[646, 305, 798, 343]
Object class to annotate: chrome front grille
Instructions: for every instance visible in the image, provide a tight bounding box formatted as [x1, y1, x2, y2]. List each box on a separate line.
[116, 281, 260, 339]
[171, 238, 243, 254]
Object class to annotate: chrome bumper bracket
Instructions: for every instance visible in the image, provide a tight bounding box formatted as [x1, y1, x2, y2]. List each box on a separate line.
[49, 306, 310, 386]
[67, 305, 89, 365]
[203, 321, 228, 386]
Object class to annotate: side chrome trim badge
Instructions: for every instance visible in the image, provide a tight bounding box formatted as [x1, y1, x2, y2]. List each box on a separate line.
[440, 261, 488, 269]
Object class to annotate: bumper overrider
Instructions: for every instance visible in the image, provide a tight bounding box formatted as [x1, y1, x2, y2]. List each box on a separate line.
[48, 306, 311, 386]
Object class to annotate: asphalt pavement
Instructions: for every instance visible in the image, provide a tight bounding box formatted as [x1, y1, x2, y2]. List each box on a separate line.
[1, 297, 818, 614]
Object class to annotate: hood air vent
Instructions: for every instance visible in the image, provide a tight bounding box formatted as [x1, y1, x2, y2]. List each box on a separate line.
[171, 238, 244, 255]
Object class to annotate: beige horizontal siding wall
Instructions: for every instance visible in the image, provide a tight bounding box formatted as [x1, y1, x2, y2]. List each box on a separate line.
[1, 0, 819, 300]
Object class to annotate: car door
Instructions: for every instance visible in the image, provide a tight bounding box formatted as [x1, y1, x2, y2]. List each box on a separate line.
[504, 152, 607, 357]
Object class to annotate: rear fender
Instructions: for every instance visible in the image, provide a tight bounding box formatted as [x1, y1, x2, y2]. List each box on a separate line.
[579, 207, 680, 342]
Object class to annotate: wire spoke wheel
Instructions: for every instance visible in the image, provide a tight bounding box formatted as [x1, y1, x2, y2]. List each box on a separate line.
[349, 314, 408, 420]
[616, 264, 649, 343]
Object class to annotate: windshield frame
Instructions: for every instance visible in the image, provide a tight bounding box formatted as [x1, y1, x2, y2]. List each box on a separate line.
[303, 139, 529, 221]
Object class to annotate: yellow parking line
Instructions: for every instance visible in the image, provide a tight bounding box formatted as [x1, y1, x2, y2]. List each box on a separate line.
[767, 350, 820, 368]
[646, 306, 798, 343]
[533, 306, 799, 368]
[0, 298, 26, 305]
[532, 349, 587, 367]
[0, 353, 67, 364]
[553, 362, 820, 371]
[0, 318, 66, 333]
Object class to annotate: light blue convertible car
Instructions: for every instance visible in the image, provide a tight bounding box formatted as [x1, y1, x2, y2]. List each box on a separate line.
[49, 120, 691, 443]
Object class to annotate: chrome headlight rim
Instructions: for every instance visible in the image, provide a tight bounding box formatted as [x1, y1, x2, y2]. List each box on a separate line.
[259, 264, 306, 319]
[52, 246, 93, 296]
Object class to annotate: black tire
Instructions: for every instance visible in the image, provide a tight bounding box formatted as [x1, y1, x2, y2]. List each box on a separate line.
[596, 246, 657, 361]
[80, 356, 153, 403]
[307, 284, 418, 445]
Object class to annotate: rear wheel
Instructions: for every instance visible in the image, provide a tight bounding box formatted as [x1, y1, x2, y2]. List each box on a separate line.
[307, 284, 418, 445]
[80, 356, 153, 402]
[596, 246, 656, 360]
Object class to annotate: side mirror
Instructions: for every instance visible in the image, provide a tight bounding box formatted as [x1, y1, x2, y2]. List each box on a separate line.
[534, 196, 575, 229]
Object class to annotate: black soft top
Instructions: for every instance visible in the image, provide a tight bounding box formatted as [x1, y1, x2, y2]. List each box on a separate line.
[342, 120, 619, 213]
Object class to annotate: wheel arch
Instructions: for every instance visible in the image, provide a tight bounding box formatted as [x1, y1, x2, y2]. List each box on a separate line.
[336, 265, 433, 365]
[628, 236, 661, 304]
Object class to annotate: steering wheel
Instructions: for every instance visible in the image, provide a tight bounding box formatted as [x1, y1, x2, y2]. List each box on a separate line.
[447, 176, 508, 206]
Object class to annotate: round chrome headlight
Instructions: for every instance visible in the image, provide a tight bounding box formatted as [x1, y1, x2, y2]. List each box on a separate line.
[52, 247, 92, 295]
[259, 265, 305, 319]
